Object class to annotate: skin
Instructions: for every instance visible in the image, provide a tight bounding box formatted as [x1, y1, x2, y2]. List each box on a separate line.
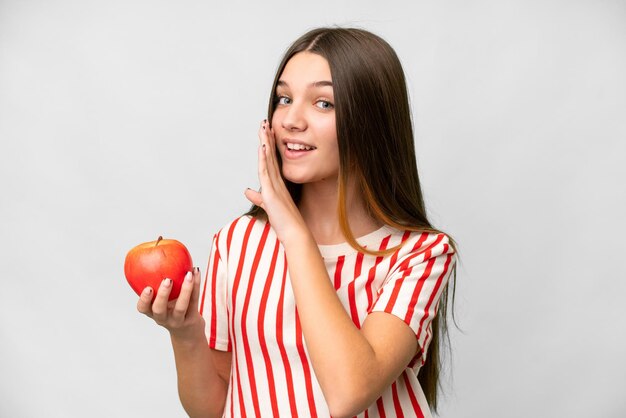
[137, 271, 231, 418]
[138, 51, 418, 418]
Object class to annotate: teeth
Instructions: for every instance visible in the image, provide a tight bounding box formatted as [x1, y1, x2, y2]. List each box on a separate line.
[287, 142, 315, 151]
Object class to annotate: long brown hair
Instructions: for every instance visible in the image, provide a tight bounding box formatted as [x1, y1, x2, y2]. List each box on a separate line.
[246, 27, 457, 412]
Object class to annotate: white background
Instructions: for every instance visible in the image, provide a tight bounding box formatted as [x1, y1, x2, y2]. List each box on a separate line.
[1, 1, 625, 417]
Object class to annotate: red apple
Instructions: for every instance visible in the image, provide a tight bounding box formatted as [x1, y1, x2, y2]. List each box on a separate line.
[124, 236, 193, 301]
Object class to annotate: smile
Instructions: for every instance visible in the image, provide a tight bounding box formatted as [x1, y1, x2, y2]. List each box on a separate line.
[286, 142, 317, 151]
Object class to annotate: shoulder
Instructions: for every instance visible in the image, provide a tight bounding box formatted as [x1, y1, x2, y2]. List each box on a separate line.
[388, 228, 456, 270]
[213, 215, 273, 256]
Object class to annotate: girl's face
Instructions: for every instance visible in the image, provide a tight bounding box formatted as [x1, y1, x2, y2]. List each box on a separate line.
[271, 52, 339, 186]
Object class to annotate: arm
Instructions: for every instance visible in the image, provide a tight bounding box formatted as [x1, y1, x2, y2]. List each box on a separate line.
[283, 230, 418, 417]
[170, 335, 231, 418]
[245, 122, 418, 417]
[137, 268, 231, 418]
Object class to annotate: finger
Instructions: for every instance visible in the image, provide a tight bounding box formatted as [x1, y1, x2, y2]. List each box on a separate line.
[151, 278, 173, 322]
[187, 267, 202, 314]
[137, 287, 154, 316]
[261, 121, 279, 175]
[259, 119, 267, 146]
[171, 271, 194, 322]
[266, 123, 277, 154]
[260, 120, 272, 158]
[255, 132, 273, 190]
[244, 187, 263, 207]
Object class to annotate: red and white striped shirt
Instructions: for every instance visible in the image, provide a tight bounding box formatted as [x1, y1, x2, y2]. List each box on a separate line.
[199, 215, 455, 418]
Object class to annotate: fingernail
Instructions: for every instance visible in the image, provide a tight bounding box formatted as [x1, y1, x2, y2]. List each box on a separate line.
[145, 287, 153, 295]
[193, 267, 199, 274]
[163, 278, 172, 287]
[185, 271, 193, 282]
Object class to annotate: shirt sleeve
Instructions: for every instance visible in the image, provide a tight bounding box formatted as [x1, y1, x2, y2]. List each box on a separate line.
[199, 231, 231, 352]
[369, 232, 456, 366]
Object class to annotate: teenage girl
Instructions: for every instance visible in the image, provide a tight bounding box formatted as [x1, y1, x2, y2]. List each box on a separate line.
[137, 27, 457, 418]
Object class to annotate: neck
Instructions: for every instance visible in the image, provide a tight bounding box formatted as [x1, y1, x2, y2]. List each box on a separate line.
[298, 178, 382, 245]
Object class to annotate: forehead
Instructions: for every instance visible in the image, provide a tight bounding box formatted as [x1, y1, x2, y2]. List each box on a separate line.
[279, 52, 332, 85]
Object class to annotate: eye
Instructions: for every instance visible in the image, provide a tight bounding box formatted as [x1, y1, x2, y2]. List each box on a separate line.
[275, 96, 292, 106]
[315, 100, 334, 110]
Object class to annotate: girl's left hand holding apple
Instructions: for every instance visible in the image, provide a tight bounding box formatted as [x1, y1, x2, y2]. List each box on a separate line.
[136, 267, 205, 341]
[137, 267, 232, 417]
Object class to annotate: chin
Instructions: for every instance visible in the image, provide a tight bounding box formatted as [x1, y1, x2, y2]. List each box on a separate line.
[282, 170, 337, 186]
[282, 173, 311, 185]
[281, 161, 339, 183]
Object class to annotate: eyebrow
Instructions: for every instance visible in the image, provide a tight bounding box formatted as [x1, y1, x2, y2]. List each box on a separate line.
[276, 80, 333, 88]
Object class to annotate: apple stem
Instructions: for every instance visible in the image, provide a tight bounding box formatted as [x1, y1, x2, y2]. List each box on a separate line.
[156, 236, 163, 247]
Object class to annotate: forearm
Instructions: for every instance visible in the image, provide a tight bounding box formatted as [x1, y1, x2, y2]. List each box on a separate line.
[170, 330, 228, 418]
[282, 230, 384, 415]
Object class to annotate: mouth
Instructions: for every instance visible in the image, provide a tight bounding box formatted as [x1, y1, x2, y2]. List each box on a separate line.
[285, 141, 317, 151]
[282, 140, 317, 160]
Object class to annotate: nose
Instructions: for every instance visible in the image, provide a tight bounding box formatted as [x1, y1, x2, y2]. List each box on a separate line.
[280, 101, 307, 131]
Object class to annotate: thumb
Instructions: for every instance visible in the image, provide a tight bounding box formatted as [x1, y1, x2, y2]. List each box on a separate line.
[244, 188, 263, 207]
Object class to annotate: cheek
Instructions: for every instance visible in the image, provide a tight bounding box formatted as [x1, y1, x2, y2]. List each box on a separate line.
[270, 110, 282, 130]
[310, 112, 336, 140]
[321, 121, 338, 153]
